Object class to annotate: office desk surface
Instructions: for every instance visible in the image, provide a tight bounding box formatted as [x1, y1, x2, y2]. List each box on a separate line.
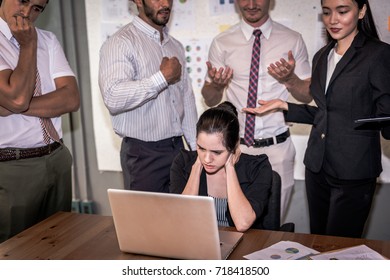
[0, 212, 389, 260]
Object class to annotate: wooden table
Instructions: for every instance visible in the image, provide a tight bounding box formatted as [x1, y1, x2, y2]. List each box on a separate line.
[1, 211, 389, 260]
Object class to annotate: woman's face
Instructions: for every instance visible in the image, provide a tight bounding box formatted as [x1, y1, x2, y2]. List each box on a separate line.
[321, 0, 365, 44]
[196, 132, 231, 175]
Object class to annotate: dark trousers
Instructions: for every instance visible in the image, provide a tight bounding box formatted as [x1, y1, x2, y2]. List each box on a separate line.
[0, 145, 72, 243]
[305, 168, 376, 238]
[120, 136, 184, 193]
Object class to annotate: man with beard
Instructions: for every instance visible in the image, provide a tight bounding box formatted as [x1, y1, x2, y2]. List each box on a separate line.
[99, 0, 197, 193]
[201, 0, 311, 222]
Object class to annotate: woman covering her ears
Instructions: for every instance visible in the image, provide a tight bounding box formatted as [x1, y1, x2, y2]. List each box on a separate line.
[170, 101, 273, 232]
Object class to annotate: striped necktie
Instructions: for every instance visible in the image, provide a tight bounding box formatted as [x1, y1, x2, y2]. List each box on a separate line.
[243, 29, 262, 146]
[34, 70, 60, 143]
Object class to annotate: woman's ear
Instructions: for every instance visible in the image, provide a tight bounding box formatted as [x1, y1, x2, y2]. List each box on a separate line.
[359, 4, 367, 20]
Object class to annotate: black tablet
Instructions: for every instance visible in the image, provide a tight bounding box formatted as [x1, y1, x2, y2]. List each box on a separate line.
[354, 116, 390, 124]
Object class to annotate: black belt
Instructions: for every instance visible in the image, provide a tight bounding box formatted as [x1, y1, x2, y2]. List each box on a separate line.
[240, 130, 290, 148]
[0, 140, 62, 162]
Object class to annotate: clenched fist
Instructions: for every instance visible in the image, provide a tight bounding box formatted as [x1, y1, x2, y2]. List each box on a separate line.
[160, 57, 182, 85]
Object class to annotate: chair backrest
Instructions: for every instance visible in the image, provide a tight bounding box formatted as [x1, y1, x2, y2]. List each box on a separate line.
[261, 170, 281, 231]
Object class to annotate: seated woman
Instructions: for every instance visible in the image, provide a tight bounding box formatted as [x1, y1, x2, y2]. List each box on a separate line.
[170, 101, 272, 232]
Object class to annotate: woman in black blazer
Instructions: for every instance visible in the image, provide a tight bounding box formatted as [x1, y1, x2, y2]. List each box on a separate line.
[244, 0, 390, 238]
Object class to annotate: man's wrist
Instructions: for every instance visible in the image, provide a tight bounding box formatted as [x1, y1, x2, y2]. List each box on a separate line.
[282, 75, 298, 90]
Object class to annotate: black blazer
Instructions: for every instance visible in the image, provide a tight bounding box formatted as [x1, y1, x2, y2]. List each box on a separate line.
[286, 32, 390, 180]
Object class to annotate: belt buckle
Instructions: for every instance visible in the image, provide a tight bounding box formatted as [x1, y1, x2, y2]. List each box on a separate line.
[258, 138, 266, 148]
[255, 137, 271, 148]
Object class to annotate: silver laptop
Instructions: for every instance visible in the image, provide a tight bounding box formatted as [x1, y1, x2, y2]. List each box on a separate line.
[107, 189, 243, 260]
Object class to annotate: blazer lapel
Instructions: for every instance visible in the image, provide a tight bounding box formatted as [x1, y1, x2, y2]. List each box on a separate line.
[327, 32, 366, 91]
[317, 43, 333, 95]
[312, 42, 334, 104]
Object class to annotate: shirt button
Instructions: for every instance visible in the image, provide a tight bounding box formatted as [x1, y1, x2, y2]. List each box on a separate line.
[321, 133, 325, 139]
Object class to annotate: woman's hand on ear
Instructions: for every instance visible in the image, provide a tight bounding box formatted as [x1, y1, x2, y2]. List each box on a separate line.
[225, 147, 241, 168]
[192, 155, 204, 173]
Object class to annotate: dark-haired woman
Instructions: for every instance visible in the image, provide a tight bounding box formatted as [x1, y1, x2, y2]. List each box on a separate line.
[245, 0, 390, 237]
[170, 102, 272, 232]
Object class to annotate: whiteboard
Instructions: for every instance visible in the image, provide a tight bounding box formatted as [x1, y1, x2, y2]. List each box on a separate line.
[86, 0, 390, 182]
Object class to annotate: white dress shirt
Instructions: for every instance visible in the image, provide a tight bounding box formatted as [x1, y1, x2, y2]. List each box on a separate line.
[325, 47, 343, 93]
[206, 18, 311, 138]
[0, 18, 75, 148]
[99, 16, 197, 149]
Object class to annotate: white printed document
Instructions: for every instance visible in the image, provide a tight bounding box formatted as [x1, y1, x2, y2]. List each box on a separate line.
[244, 241, 319, 260]
[310, 244, 387, 260]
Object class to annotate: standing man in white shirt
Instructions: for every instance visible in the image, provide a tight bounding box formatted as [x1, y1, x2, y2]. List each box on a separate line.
[201, 0, 311, 222]
[0, 0, 80, 243]
[99, 0, 197, 193]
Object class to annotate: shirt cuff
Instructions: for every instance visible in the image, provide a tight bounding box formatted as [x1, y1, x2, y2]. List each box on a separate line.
[151, 71, 169, 92]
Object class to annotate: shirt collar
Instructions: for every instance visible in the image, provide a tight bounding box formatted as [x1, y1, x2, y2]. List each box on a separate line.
[133, 16, 169, 43]
[240, 17, 273, 41]
[0, 17, 12, 40]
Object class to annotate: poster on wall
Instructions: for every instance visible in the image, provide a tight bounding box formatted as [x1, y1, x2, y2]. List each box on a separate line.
[169, 0, 195, 31]
[210, 0, 236, 16]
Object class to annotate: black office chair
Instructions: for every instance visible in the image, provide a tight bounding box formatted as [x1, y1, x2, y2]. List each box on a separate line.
[261, 170, 295, 232]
